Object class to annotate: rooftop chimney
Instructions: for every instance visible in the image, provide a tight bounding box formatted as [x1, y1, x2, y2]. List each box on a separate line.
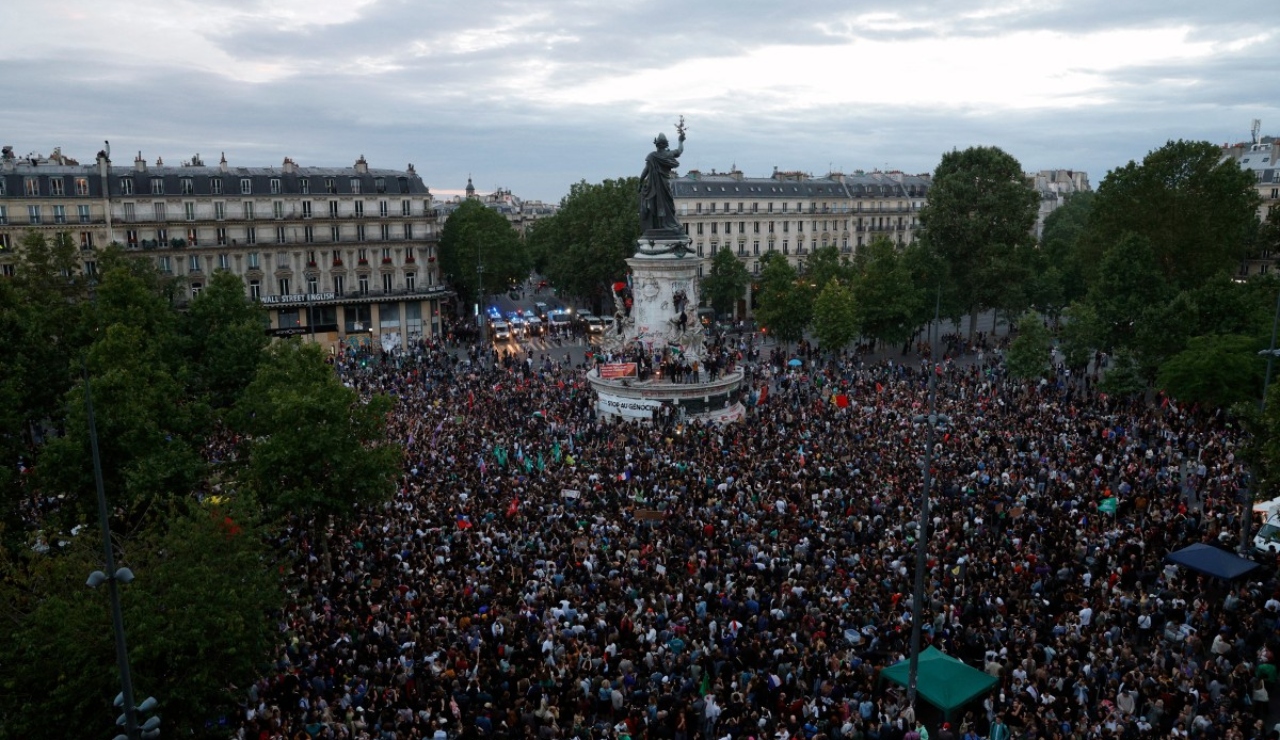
[355, 155, 369, 174]
[135, 151, 147, 172]
[220, 152, 228, 173]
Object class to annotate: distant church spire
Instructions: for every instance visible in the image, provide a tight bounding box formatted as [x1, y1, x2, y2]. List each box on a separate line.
[465, 176, 476, 200]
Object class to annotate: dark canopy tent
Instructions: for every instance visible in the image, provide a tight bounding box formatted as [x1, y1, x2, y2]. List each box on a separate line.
[880, 646, 998, 716]
[1164, 543, 1260, 580]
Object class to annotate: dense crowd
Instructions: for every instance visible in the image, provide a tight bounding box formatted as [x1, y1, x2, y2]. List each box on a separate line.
[234, 335, 1280, 740]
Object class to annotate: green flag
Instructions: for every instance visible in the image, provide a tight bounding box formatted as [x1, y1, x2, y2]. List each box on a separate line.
[1098, 497, 1118, 514]
[537, 453, 545, 472]
[552, 441, 562, 463]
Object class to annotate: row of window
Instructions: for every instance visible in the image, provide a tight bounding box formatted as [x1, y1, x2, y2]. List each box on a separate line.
[5, 177, 93, 197]
[1, 204, 93, 225]
[683, 200, 923, 215]
[118, 198, 422, 221]
[155, 247, 418, 273]
[274, 302, 428, 334]
[0, 231, 94, 251]
[113, 175, 411, 197]
[123, 220, 416, 248]
[690, 217, 913, 235]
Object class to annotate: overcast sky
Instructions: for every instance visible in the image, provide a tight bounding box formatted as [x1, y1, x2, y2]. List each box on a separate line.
[3, 0, 1275, 203]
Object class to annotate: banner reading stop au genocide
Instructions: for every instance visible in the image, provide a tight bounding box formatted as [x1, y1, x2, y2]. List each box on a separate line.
[597, 393, 662, 419]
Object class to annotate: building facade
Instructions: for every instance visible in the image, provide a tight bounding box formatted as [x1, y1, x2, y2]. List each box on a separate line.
[672, 167, 931, 278]
[1221, 133, 1280, 278]
[1027, 169, 1091, 238]
[434, 178, 558, 236]
[0, 147, 447, 349]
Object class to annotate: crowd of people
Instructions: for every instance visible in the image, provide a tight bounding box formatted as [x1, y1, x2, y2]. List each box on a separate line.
[234, 334, 1280, 740]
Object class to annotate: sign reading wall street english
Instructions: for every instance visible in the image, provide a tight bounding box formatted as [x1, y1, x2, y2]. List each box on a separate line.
[259, 292, 337, 305]
[596, 393, 662, 419]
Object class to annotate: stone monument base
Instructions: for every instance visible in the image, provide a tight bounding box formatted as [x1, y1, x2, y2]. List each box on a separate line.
[587, 368, 745, 424]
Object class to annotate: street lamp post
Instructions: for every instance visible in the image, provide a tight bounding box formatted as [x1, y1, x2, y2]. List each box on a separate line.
[1246, 290, 1280, 554]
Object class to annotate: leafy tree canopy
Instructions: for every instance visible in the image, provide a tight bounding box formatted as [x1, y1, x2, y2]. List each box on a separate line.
[810, 278, 859, 351]
[700, 246, 750, 317]
[1005, 312, 1053, 380]
[753, 252, 811, 344]
[1156, 334, 1264, 409]
[437, 199, 529, 307]
[532, 178, 641, 311]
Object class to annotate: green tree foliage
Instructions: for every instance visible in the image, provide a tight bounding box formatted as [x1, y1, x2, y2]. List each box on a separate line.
[852, 237, 925, 348]
[1005, 312, 1053, 380]
[1084, 233, 1171, 352]
[437, 199, 529, 307]
[1156, 334, 1263, 408]
[1058, 302, 1102, 372]
[803, 245, 852, 293]
[1081, 139, 1261, 292]
[182, 270, 269, 410]
[234, 341, 400, 521]
[810, 279, 859, 351]
[531, 178, 641, 311]
[1098, 350, 1146, 398]
[700, 246, 750, 317]
[1038, 191, 1095, 303]
[753, 252, 811, 344]
[0, 501, 281, 740]
[917, 146, 1040, 333]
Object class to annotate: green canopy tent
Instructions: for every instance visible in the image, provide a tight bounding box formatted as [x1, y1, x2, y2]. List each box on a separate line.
[880, 646, 998, 717]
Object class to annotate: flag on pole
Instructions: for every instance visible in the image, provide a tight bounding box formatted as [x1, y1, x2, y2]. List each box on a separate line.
[1098, 497, 1118, 514]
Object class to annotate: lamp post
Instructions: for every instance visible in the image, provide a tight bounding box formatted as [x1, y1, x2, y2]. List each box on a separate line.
[907, 289, 944, 711]
[1247, 290, 1280, 554]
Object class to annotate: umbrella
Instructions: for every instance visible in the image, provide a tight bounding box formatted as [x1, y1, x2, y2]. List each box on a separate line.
[788, 358, 803, 367]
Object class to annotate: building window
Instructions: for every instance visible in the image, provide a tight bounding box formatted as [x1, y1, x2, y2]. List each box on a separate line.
[270, 178, 281, 195]
[382, 273, 393, 292]
[379, 200, 389, 217]
[307, 275, 319, 294]
[358, 275, 369, 295]
[240, 178, 252, 195]
[401, 200, 411, 216]
[24, 178, 39, 196]
[125, 229, 139, 246]
[0, 234, 9, 250]
[273, 201, 284, 220]
[50, 177, 66, 195]
[156, 228, 167, 243]
[696, 223, 703, 235]
[210, 178, 223, 195]
[375, 177, 386, 193]
[278, 277, 291, 296]
[324, 178, 336, 194]
[53, 205, 67, 224]
[188, 255, 201, 272]
[356, 224, 366, 241]
[158, 255, 171, 273]
[276, 226, 286, 244]
[186, 228, 198, 247]
[304, 225, 314, 243]
[78, 205, 91, 223]
[0, 206, 6, 224]
[249, 280, 261, 300]
[217, 253, 230, 270]
[27, 205, 41, 224]
[333, 275, 345, 294]
[349, 178, 361, 194]
[357, 248, 368, 263]
[329, 201, 339, 218]
[153, 202, 166, 220]
[753, 241, 760, 255]
[184, 202, 196, 221]
[302, 201, 313, 219]
[403, 223, 413, 239]
[275, 252, 289, 269]
[245, 227, 256, 245]
[380, 224, 390, 241]
[216, 227, 227, 246]
[214, 202, 226, 220]
[120, 177, 134, 195]
[75, 178, 89, 196]
[80, 232, 95, 250]
[151, 178, 164, 195]
[84, 261, 98, 277]
[190, 281, 202, 297]
[330, 226, 341, 242]
[243, 201, 254, 220]
[354, 201, 365, 218]
[300, 179, 310, 195]
[247, 252, 259, 269]
[405, 272, 416, 291]
[181, 178, 194, 195]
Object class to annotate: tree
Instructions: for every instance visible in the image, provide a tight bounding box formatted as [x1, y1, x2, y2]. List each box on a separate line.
[753, 252, 811, 344]
[1084, 233, 1171, 353]
[803, 245, 852, 294]
[182, 270, 269, 410]
[1097, 350, 1146, 398]
[1005, 312, 1053, 380]
[700, 246, 750, 317]
[1039, 191, 1095, 304]
[810, 279, 859, 351]
[851, 237, 924, 350]
[1080, 139, 1261, 293]
[233, 341, 400, 522]
[1156, 334, 1263, 408]
[917, 146, 1040, 336]
[0, 500, 281, 739]
[535, 178, 641, 311]
[1058, 302, 1102, 373]
[437, 199, 528, 309]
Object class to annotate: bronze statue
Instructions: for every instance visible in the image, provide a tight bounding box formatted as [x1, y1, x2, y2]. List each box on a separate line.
[639, 117, 686, 239]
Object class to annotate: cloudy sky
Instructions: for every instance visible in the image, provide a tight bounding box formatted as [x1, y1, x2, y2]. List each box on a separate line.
[3, 0, 1275, 203]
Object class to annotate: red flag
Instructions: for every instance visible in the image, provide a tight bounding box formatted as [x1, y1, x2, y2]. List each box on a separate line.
[875, 382, 884, 394]
[506, 497, 520, 518]
[468, 391, 474, 409]
[758, 384, 768, 404]
[456, 515, 473, 530]
[835, 394, 850, 408]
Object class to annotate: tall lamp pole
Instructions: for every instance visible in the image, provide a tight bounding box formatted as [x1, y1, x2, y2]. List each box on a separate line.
[908, 289, 944, 711]
[1248, 290, 1280, 553]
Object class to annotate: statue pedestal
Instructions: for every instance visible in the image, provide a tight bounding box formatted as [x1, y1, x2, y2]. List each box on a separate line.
[589, 237, 744, 424]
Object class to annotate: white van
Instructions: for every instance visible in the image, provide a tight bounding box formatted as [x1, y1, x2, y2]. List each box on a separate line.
[1252, 497, 1280, 555]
